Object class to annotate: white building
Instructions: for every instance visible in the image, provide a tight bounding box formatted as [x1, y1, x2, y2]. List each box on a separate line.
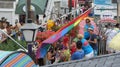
[0, 0, 18, 26]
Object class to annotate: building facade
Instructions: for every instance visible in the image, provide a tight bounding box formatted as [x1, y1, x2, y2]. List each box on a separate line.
[0, 0, 18, 25]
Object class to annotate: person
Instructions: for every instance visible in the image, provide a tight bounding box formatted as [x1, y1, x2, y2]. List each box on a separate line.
[61, 47, 71, 62]
[71, 41, 84, 60]
[77, 34, 94, 58]
[84, 19, 94, 40]
[37, 58, 44, 66]
[105, 24, 118, 53]
[70, 41, 77, 55]
[63, 34, 69, 48]
[88, 28, 98, 56]
[1, 17, 6, 22]
[46, 47, 55, 65]
[114, 23, 119, 32]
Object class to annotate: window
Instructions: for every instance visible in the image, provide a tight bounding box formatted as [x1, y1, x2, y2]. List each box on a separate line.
[112, 0, 117, 3]
[0, 1, 13, 8]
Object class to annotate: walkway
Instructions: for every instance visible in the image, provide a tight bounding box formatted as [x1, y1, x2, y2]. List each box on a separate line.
[42, 52, 120, 67]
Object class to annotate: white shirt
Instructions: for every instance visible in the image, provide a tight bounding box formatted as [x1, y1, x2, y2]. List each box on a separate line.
[105, 29, 118, 45]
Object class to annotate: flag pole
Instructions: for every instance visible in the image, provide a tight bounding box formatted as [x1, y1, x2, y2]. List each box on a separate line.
[0, 29, 27, 51]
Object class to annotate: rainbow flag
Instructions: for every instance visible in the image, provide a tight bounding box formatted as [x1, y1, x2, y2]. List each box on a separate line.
[36, 8, 92, 58]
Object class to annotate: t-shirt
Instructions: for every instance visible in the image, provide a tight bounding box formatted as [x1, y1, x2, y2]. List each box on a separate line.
[89, 34, 98, 50]
[70, 44, 76, 55]
[63, 49, 70, 61]
[105, 29, 118, 45]
[84, 24, 94, 32]
[81, 38, 93, 55]
[63, 36, 69, 47]
[71, 50, 84, 60]
[84, 32, 90, 40]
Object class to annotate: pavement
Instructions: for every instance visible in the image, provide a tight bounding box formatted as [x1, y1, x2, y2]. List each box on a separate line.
[41, 52, 120, 67]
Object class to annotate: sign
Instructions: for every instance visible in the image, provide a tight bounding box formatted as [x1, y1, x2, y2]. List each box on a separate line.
[94, 0, 111, 5]
[94, 0, 117, 15]
[94, 5, 117, 15]
[100, 11, 115, 19]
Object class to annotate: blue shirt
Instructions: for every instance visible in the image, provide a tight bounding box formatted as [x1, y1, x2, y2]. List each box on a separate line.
[71, 50, 84, 60]
[84, 24, 94, 32]
[81, 38, 93, 55]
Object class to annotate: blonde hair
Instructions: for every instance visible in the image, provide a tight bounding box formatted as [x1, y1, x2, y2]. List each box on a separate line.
[77, 34, 84, 39]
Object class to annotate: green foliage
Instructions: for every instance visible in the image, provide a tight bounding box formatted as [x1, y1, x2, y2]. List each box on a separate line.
[0, 38, 27, 51]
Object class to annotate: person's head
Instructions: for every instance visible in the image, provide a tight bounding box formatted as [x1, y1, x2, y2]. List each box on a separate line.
[115, 23, 119, 28]
[105, 25, 108, 28]
[85, 19, 91, 25]
[76, 41, 82, 49]
[77, 34, 84, 40]
[88, 27, 94, 34]
[71, 41, 76, 46]
[3, 22, 9, 28]
[1, 17, 5, 21]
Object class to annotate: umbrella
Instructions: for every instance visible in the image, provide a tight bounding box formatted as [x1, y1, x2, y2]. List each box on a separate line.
[109, 32, 120, 50]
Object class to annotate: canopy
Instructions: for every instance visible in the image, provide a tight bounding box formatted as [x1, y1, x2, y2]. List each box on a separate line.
[0, 51, 37, 67]
[15, 0, 47, 14]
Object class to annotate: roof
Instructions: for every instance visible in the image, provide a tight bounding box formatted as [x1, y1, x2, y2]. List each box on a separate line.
[0, 51, 37, 67]
[42, 52, 120, 67]
[15, 0, 48, 14]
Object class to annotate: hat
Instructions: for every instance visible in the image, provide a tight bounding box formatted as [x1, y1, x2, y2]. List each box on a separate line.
[88, 27, 94, 31]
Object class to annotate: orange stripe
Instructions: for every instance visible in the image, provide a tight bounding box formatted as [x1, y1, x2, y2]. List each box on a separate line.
[5, 53, 25, 67]
[25, 61, 35, 67]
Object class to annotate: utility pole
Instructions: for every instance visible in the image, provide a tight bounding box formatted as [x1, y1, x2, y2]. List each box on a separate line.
[117, 0, 120, 23]
[26, 0, 32, 22]
[69, 0, 72, 20]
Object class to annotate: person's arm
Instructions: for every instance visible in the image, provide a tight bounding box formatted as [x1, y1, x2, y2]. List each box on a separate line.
[47, 52, 54, 60]
[88, 35, 97, 44]
[88, 39, 97, 44]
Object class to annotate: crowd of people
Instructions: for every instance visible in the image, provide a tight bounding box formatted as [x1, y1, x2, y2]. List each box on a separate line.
[40, 18, 98, 66]
[1, 2, 120, 66]
[101, 23, 120, 53]
[39, 17, 120, 66]
[0, 17, 23, 42]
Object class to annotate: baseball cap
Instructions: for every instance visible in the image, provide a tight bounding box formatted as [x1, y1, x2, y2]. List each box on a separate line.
[88, 27, 94, 31]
